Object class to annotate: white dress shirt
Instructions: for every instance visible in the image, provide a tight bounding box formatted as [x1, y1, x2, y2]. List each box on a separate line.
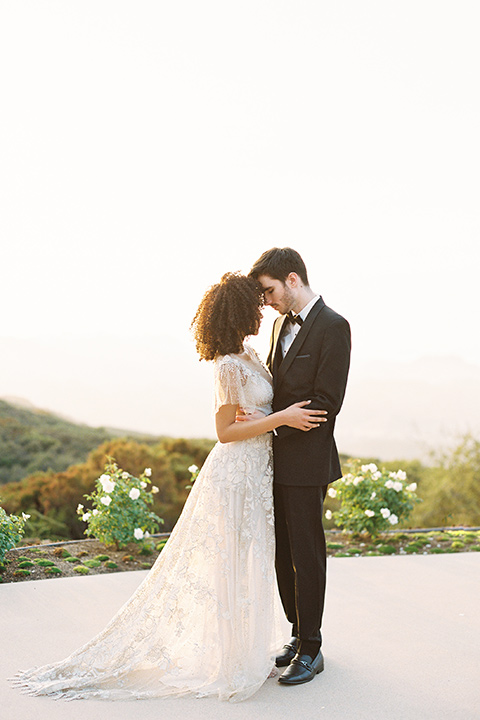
[281, 295, 320, 357]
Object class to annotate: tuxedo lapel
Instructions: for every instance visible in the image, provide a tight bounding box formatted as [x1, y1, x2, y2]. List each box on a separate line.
[276, 297, 325, 384]
[267, 315, 289, 373]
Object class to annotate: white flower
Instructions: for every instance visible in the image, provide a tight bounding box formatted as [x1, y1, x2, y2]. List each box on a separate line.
[122, 472, 130, 480]
[361, 463, 378, 473]
[134, 528, 144, 540]
[77, 504, 84, 513]
[129, 488, 140, 500]
[385, 479, 395, 489]
[370, 492, 376, 500]
[144, 531, 150, 538]
[380, 507, 391, 519]
[393, 481, 403, 492]
[327, 487, 337, 498]
[140, 481, 147, 489]
[22, 512, 31, 522]
[365, 509, 375, 517]
[144, 468, 152, 477]
[100, 476, 116, 494]
[99, 473, 110, 482]
[325, 509, 333, 520]
[82, 512, 91, 522]
[151, 485, 159, 494]
[92, 509, 99, 516]
[353, 476, 363, 486]
[342, 473, 353, 484]
[406, 482, 417, 492]
[100, 496, 112, 506]
[396, 470, 407, 481]
[188, 465, 198, 474]
[388, 514, 399, 525]
[372, 471, 382, 481]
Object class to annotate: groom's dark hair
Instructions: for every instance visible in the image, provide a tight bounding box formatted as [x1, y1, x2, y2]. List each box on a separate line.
[249, 247, 309, 286]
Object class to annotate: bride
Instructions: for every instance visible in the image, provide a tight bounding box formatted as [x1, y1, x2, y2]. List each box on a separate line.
[12, 272, 324, 703]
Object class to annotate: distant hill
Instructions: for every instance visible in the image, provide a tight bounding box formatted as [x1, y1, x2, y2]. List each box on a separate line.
[0, 399, 156, 486]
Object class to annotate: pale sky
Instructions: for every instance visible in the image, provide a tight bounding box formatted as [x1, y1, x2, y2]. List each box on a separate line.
[1, 2, 479, 453]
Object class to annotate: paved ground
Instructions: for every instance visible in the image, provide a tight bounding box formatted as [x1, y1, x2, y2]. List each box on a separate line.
[2, 553, 479, 720]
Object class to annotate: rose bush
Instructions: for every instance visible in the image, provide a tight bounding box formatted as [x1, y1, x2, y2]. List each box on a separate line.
[328, 461, 420, 536]
[185, 464, 199, 490]
[77, 458, 163, 548]
[0, 505, 29, 565]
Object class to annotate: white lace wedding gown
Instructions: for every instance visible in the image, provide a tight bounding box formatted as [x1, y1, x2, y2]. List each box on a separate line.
[12, 344, 284, 702]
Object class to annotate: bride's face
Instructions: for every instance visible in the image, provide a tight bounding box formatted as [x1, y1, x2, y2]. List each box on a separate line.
[257, 274, 295, 315]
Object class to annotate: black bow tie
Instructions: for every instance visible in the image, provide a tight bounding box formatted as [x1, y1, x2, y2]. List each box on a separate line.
[287, 311, 303, 326]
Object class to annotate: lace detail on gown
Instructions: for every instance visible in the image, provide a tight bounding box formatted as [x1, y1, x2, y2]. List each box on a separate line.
[11, 345, 284, 702]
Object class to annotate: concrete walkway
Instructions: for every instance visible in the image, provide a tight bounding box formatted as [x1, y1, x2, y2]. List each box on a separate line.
[2, 553, 479, 720]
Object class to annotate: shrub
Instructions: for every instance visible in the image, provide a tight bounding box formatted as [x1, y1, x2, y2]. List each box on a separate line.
[74, 565, 89, 574]
[83, 559, 101, 568]
[0, 506, 30, 563]
[77, 458, 164, 548]
[377, 544, 396, 555]
[329, 461, 420, 537]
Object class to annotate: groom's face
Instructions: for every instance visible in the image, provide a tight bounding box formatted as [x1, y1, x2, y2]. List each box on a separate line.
[257, 274, 295, 315]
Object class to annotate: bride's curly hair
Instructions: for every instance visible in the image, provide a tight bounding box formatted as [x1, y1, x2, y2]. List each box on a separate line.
[191, 272, 264, 361]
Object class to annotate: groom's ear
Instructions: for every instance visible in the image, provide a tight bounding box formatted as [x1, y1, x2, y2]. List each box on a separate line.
[286, 272, 299, 288]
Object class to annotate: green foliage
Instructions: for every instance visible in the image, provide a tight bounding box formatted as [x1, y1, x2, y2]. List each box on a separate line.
[408, 435, 480, 527]
[34, 559, 54, 567]
[82, 559, 101, 568]
[94, 554, 109, 561]
[1, 436, 214, 540]
[0, 399, 120, 485]
[0, 505, 29, 563]
[377, 544, 396, 555]
[78, 459, 164, 548]
[105, 561, 118, 569]
[328, 461, 420, 537]
[137, 543, 154, 555]
[74, 565, 90, 574]
[405, 543, 422, 553]
[45, 566, 62, 575]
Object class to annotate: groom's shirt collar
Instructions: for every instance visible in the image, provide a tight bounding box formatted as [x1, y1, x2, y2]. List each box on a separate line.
[281, 295, 320, 358]
[296, 294, 320, 322]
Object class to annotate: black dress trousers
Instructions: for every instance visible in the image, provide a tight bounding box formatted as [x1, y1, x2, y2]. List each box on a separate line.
[273, 483, 328, 646]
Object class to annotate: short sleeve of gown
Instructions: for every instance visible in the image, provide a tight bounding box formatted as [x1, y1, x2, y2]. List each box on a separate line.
[214, 357, 249, 413]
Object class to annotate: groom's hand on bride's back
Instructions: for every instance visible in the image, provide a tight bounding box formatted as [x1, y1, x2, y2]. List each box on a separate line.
[281, 400, 327, 432]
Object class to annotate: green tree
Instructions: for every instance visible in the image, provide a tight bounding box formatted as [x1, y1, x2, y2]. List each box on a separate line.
[409, 435, 480, 527]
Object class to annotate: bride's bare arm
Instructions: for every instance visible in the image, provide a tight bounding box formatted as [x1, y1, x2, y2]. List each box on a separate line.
[215, 401, 327, 443]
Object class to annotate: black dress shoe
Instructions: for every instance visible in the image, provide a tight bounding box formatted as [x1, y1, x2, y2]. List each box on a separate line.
[275, 637, 299, 667]
[278, 648, 324, 685]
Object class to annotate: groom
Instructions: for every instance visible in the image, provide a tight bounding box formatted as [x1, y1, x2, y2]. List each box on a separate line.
[249, 248, 351, 686]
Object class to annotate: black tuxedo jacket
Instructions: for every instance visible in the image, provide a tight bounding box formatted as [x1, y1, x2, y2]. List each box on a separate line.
[267, 297, 351, 487]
